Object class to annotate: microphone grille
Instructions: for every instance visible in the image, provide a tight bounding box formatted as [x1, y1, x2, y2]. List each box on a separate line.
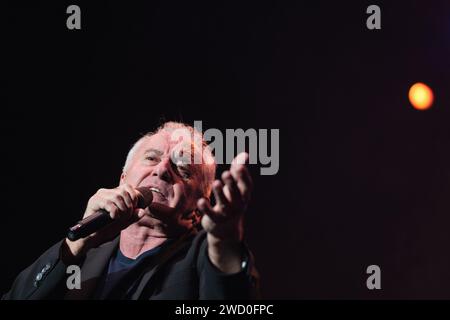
[135, 187, 153, 208]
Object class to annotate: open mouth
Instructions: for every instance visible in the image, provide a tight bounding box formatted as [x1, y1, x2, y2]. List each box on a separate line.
[149, 187, 167, 199]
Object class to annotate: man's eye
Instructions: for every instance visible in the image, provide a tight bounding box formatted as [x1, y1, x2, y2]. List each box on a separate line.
[146, 156, 158, 162]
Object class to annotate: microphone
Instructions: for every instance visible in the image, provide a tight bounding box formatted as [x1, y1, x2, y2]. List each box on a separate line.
[67, 187, 154, 241]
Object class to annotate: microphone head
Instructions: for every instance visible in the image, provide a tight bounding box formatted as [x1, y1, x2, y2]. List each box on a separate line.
[135, 186, 154, 208]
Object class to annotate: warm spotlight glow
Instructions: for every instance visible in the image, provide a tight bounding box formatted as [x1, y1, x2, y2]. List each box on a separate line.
[408, 82, 434, 110]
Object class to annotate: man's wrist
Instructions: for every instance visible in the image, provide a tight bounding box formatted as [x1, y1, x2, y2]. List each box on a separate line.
[207, 234, 245, 274]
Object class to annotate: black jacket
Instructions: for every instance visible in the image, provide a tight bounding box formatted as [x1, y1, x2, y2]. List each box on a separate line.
[2, 230, 259, 300]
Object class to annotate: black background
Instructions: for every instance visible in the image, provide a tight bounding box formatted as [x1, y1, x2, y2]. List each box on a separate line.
[3, 0, 450, 299]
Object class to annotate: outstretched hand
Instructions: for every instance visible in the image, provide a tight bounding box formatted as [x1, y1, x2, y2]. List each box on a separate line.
[197, 152, 253, 273]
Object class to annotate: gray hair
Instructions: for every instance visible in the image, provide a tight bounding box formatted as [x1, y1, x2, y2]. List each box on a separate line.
[123, 122, 216, 198]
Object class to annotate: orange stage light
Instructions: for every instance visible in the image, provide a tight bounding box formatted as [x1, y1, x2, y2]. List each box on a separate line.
[408, 82, 434, 111]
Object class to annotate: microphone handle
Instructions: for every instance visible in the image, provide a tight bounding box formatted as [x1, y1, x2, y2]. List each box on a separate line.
[66, 186, 152, 241]
[67, 209, 113, 241]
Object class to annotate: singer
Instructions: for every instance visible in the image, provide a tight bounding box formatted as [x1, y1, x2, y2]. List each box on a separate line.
[2, 122, 259, 299]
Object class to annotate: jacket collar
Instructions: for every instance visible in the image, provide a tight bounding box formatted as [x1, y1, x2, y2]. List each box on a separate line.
[64, 228, 198, 300]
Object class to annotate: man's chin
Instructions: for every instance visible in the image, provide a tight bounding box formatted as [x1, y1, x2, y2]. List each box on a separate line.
[147, 203, 177, 217]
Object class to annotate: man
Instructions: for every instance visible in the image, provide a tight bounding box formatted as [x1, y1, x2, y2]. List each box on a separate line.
[3, 122, 259, 299]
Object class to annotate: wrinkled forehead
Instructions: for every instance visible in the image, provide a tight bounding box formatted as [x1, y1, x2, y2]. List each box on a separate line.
[139, 131, 202, 161]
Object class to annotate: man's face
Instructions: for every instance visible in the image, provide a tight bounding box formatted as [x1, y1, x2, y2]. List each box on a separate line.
[120, 131, 204, 223]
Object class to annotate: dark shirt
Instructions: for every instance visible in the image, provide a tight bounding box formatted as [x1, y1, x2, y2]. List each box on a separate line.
[94, 241, 172, 299]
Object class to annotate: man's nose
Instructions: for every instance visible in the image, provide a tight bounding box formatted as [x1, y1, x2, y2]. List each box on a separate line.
[153, 157, 173, 182]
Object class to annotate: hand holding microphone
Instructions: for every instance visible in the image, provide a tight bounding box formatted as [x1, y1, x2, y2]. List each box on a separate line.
[67, 184, 153, 242]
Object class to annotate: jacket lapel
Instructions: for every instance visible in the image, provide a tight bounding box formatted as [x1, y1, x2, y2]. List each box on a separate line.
[65, 237, 120, 300]
[130, 231, 196, 300]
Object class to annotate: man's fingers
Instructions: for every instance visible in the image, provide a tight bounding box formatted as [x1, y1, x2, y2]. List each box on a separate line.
[197, 198, 213, 215]
[230, 153, 253, 204]
[234, 165, 253, 203]
[231, 152, 249, 166]
[136, 208, 146, 219]
[121, 184, 139, 208]
[103, 201, 120, 219]
[212, 180, 229, 210]
[197, 198, 226, 223]
[222, 170, 242, 208]
[107, 192, 128, 213]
